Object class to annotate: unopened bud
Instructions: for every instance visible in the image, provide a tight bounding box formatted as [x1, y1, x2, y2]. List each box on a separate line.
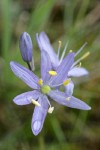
[19, 32, 33, 62]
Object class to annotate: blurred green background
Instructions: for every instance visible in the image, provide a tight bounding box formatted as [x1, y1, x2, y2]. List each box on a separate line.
[0, 0, 100, 150]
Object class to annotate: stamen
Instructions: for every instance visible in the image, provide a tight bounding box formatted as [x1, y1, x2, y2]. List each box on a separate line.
[45, 96, 54, 113]
[75, 42, 87, 57]
[69, 50, 73, 53]
[48, 106, 54, 114]
[66, 97, 71, 101]
[80, 51, 90, 60]
[57, 41, 62, 58]
[59, 41, 69, 64]
[75, 62, 82, 67]
[49, 70, 57, 76]
[38, 79, 43, 86]
[79, 62, 82, 67]
[63, 78, 71, 86]
[59, 40, 62, 47]
[31, 99, 41, 106]
[72, 51, 90, 67]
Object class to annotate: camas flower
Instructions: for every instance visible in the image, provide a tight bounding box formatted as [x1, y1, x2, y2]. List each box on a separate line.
[36, 32, 90, 96]
[10, 49, 91, 136]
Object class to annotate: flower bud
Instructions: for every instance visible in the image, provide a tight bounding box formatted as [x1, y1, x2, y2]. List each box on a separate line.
[19, 32, 33, 62]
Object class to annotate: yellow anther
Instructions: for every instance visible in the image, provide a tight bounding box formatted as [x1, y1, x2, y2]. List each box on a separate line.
[69, 50, 73, 53]
[76, 62, 82, 67]
[31, 99, 41, 107]
[79, 62, 82, 67]
[66, 97, 71, 101]
[38, 79, 43, 86]
[48, 107, 54, 114]
[49, 70, 57, 76]
[59, 40, 62, 47]
[81, 51, 90, 60]
[63, 78, 71, 86]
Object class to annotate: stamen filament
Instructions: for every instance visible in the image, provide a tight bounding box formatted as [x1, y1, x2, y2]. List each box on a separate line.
[59, 41, 69, 64]
[75, 42, 87, 57]
[31, 99, 41, 106]
[57, 41, 62, 59]
[46, 97, 51, 107]
[45, 96, 54, 113]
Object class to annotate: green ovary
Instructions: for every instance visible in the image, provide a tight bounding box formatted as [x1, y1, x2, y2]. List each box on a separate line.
[41, 85, 51, 94]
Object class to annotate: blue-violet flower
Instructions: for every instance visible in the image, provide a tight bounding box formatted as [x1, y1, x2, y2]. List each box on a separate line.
[10, 49, 91, 135]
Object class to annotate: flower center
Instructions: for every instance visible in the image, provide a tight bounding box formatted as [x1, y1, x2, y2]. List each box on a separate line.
[41, 85, 51, 94]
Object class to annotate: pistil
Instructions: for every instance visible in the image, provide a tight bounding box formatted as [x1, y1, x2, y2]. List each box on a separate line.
[41, 85, 51, 94]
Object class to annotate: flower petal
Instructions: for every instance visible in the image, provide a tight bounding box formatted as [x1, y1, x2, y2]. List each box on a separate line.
[64, 80, 74, 95]
[67, 96, 91, 110]
[49, 52, 75, 87]
[48, 90, 91, 110]
[68, 67, 89, 77]
[41, 50, 52, 83]
[13, 90, 40, 105]
[10, 61, 39, 89]
[48, 90, 68, 104]
[31, 95, 49, 135]
[36, 32, 59, 69]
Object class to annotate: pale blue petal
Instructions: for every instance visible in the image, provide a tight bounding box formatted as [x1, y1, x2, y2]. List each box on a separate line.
[10, 61, 39, 89]
[64, 81, 74, 95]
[48, 90, 91, 110]
[48, 90, 68, 104]
[31, 95, 49, 135]
[49, 52, 75, 87]
[13, 90, 40, 105]
[36, 32, 59, 69]
[68, 67, 89, 77]
[68, 96, 91, 110]
[41, 50, 52, 83]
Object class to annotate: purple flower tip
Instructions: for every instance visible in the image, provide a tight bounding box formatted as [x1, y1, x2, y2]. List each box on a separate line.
[19, 32, 33, 62]
[32, 121, 41, 136]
